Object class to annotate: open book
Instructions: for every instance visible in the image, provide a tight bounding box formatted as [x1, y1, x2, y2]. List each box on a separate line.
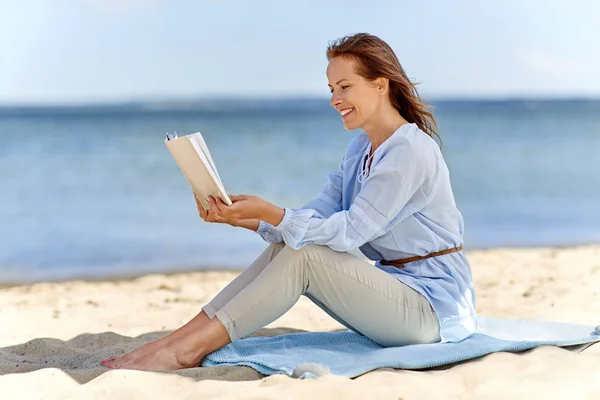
[164, 131, 232, 211]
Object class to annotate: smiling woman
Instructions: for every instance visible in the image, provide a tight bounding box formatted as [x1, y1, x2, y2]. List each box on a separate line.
[102, 33, 477, 371]
[326, 33, 439, 144]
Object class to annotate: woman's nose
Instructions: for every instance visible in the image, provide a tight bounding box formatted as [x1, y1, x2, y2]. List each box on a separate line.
[330, 93, 342, 108]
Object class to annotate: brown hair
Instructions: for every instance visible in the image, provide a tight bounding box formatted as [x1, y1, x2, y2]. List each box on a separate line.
[326, 33, 440, 144]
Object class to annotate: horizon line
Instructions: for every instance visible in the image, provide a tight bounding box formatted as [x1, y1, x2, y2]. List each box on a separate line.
[1, 94, 600, 109]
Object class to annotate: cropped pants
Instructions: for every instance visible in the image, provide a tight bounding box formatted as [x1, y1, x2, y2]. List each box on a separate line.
[202, 242, 441, 347]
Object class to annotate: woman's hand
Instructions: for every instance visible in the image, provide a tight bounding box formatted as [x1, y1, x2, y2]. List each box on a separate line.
[213, 194, 266, 220]
[194, 193, 234, 225]
[212, 194, 285, 227]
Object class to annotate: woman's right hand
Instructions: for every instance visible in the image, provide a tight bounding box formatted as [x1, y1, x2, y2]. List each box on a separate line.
[194, 193, 233, 225]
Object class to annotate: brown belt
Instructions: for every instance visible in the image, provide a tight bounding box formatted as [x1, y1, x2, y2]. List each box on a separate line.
[379, 246, 463, 268]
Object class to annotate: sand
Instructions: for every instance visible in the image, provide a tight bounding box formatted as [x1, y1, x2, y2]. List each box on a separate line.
[1, 245, 600, 399]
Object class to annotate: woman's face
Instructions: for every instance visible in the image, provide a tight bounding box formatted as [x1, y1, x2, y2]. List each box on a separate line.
[327, 56, 383, 130]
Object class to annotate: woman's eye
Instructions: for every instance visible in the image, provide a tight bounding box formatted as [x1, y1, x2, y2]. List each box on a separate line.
[329, 85, 349, 93]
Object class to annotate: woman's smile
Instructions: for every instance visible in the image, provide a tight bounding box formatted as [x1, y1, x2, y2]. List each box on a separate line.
[340, 107, 355, 119]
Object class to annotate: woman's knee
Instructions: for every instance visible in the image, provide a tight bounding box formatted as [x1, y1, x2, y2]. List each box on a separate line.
[272, 244, 327, 273]
[282, 244, 339, 271]
[292, 243, 335, 260]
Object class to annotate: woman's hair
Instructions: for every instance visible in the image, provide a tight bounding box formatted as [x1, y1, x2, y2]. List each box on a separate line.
[326, 33, 440, 143]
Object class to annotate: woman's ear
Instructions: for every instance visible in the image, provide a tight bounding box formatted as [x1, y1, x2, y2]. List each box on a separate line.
[375, 77, 389, 94]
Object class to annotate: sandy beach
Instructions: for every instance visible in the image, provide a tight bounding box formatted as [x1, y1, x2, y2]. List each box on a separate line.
[1, 245, 599, 399]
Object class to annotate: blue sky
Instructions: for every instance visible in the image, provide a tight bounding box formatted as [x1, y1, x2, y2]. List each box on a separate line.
[1, 0, 598, 104]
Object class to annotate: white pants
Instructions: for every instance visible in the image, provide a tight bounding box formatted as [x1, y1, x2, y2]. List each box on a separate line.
[203, 243, 441, 347]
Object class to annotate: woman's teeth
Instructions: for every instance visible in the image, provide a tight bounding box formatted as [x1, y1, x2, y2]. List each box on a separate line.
[341, 108, 354, 117]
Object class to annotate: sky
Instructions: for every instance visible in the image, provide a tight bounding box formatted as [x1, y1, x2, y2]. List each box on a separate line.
[1, 0, 599, 104]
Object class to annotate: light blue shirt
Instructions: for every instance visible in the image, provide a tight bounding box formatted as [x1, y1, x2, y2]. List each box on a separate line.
[257, 123, 477, 343]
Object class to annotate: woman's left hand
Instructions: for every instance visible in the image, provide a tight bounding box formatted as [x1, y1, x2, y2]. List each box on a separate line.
[210, 194, 283, 225]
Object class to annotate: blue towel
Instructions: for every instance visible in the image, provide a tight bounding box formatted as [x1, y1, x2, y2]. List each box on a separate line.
[202, 315, 600, 378]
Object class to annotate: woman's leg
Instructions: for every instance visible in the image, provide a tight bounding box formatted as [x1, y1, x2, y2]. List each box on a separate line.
[101, 243, 285, 370]
[202, 242, 285, 318]
[103, 243, 440, 370]
[213, 243, 440, 347]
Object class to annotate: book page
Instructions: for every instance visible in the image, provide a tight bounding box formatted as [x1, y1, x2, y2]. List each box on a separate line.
[165, 134, 232, 209]
[190, 133, 223, 183]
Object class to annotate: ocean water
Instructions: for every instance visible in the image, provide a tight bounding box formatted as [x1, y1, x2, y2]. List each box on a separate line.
[1, 99, 599, 283]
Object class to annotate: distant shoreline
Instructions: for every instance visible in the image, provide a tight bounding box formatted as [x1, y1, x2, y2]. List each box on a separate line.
[1, 242, 598, 288]
[1, 96, 600, 116]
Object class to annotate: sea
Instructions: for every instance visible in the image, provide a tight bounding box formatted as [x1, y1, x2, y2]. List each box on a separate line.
[1, 98, 599, 284]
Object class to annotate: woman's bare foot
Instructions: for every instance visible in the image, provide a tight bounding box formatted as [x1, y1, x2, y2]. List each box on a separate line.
[101, 337, 199, 371]
[101, 310, 231, 371]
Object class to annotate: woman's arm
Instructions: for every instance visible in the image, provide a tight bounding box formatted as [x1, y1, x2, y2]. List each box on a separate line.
[274, 138, 435, 251]
[230, 219, 260, 231]
[207, 152, 346, 243]
[228, 202, 283, 232]
[196, 194, 261, 232]
[254, 159, 345, 244]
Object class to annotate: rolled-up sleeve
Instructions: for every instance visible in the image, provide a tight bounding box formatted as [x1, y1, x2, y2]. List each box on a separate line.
[274, 139, 434, 251]
[256, 220, 284, 243]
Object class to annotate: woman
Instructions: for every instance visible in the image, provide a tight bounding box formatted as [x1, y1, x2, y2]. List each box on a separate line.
[102, 33, 477, 371]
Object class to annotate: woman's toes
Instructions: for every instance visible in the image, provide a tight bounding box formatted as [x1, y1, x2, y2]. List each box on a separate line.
[102, 356, 121, 368]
